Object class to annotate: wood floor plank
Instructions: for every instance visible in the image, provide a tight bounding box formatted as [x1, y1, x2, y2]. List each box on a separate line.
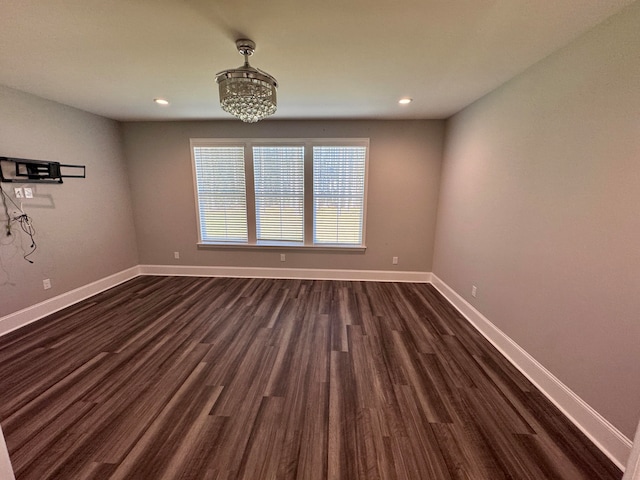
[0, 277, 622, 480]
[108, 367, 223, 479]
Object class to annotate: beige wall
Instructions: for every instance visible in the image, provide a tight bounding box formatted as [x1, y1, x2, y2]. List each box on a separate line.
[122, 120, 443, 272]
[0, 86, 139, 317]
[434, 3, 640, 438]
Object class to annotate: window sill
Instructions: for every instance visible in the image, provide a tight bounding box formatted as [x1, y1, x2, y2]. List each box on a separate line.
[197, 242, 366, 253]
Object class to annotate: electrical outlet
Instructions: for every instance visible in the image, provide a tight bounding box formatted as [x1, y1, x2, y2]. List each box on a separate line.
[392, 256, 399, 265]
[174, 251, 180, 259]
[43, 279, 52, 290]
[471, 285, 477, 298]
[24, 187, 33, 199]
[14, 187, 23, 198]
[280, 253, 286, 262]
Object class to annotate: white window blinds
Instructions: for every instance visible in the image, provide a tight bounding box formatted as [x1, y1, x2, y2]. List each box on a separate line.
[313, 146, 366, 245]
[193, 146, 248, 243]
[253, 146, 305, 243]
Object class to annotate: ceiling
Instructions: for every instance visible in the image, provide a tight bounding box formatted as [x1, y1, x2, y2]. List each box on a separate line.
[0, 0, 633, 122]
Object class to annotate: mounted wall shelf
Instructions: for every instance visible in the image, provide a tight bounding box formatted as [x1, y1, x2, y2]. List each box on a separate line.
[0, 157, 85, 184]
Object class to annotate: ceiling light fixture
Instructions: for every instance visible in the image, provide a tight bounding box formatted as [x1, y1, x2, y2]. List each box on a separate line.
[216, 39, 278, 123]
[398, 98, 412, 105]
[154, 98, 169, 105]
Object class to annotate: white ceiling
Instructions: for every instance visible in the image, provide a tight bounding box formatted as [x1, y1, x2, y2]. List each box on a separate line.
[0, 0, 633, 121]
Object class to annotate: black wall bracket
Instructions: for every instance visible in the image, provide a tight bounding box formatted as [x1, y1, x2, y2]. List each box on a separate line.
[0, 157, 86, 184]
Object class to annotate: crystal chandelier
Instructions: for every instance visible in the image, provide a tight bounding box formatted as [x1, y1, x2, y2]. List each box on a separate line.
[216, 39, 278, 123]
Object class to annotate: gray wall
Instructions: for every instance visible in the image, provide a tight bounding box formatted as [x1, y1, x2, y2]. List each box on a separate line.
[433, 2, 640, 438]
[122, 120, 444, 272]
[0, 86, 139, 317]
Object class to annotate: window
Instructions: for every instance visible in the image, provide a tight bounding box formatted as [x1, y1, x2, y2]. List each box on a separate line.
[191, 138, 368, 249]
[313, 146, 366, 245]
[192, 145, 248, 243]
[253, 146, 305, 243]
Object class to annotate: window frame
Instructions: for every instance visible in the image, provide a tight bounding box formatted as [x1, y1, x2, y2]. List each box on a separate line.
[190, 138, 369, 251]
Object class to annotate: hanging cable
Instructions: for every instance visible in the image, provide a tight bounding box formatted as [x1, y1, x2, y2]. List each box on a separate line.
[0, 184, 25, 214]
[15, 213, 36, 263]
[0, 183, 36, 262]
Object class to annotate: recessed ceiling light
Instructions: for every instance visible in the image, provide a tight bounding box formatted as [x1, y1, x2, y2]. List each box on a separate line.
[398, 98, 412, 105]
[154, 98, 169, 105]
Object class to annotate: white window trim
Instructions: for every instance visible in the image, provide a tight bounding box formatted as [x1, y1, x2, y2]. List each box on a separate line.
[190, 138, 369, 250]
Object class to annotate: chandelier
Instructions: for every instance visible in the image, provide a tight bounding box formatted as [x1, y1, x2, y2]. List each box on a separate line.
[215, 39, 278, 123]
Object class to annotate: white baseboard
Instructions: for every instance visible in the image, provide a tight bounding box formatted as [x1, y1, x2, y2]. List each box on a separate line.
[139, 264, 432, 283]
[622, 422, 640, 479]
[0, 265, 630, 472]
[0, 266, 427, 338]
[0, 266, 141, 338]
[0, 426, 15, 480]
[430, 274, 632, 471]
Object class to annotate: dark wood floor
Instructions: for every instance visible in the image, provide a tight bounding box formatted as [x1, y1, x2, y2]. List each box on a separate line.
[0, 276, 621, 479]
